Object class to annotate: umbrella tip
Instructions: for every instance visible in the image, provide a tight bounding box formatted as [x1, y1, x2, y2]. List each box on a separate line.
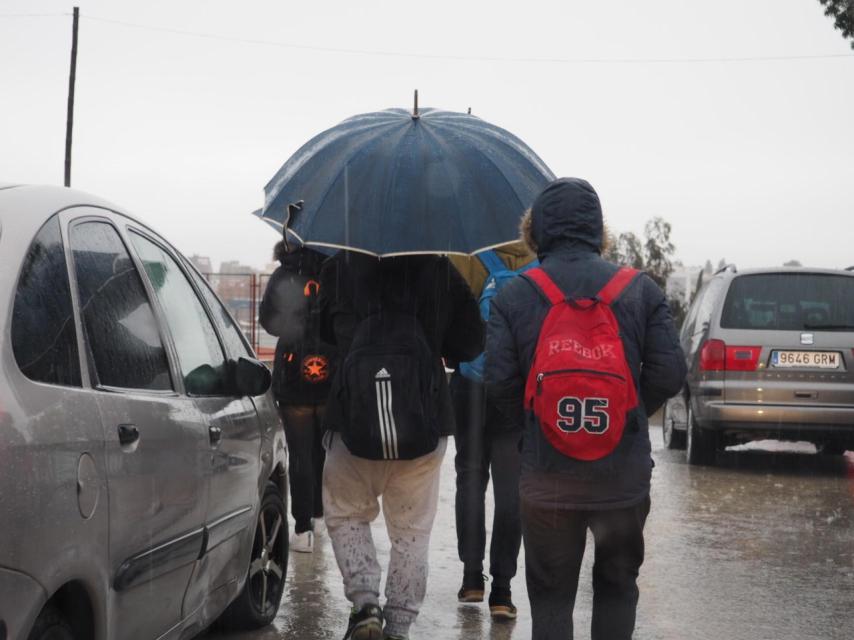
[413, 89, 419, 119]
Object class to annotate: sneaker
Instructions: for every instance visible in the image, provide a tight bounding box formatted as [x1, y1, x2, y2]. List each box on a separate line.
[290, 530, 314, 553]
[457, 571, 486, 603]
[488, 587, 517, 620]
[312, 517, 326, 536]
[343, 603, 383, 640]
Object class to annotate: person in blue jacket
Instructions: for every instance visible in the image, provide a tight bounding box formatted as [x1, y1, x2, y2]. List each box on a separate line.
[484, 177, 686, 640]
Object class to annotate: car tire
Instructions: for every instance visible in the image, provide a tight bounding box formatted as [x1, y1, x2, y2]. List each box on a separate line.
[685, 405, 717, 466]
[217, 480, 288, 630]
[662, 398, 687, 450]
[27, 604, 74, 640]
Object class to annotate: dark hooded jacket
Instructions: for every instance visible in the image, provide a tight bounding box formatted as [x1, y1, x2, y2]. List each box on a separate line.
[318, 251, 484, 437]
[259, 245, 337, 406]
[484, 178, 686, 510]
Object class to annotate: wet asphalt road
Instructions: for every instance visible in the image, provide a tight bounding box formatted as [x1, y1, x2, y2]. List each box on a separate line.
[206, 426, 854, 640]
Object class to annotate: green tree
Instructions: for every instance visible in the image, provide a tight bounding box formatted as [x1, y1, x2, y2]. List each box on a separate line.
[784, 259, 802, 267]
[606, 218, 676, 286]
[643, 217, 675, 289]
[819, 0, 854, 49]
[603, 230, 643, 268]
[603, 217, 685, 325]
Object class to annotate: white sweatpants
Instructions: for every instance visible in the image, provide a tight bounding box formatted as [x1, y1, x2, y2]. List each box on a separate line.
[322, 432, 447, 637]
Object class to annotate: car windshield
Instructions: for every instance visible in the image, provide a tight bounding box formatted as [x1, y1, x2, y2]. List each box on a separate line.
[721, 273, 854, 331]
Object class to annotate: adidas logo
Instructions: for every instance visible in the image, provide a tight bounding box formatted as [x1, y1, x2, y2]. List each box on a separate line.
[375, 368, 391, 379]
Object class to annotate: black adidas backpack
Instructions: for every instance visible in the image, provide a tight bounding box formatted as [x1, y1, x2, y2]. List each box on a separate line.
[336, 270, 441, 460]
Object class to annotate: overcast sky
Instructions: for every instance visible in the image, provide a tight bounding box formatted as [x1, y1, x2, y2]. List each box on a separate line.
[2, 0, 853, 271]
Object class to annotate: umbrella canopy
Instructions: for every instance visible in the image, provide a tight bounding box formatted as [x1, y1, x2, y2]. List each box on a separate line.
[255, 107, 554, 256]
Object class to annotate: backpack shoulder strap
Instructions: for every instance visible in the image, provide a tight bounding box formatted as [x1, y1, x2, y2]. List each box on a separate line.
[477, 250, 507, 275]
[597, 267, 639, 305]
[525, 267, 565, 306]
[518, 258, 539, 274]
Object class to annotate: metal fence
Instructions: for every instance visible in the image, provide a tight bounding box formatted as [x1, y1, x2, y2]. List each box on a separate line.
[202, 273, 275, 362]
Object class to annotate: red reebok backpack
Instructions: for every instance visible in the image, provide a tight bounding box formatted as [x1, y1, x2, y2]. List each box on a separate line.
[523, 267, 639, 461]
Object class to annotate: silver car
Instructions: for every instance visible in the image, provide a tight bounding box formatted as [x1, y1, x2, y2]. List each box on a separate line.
[663, 265, 854, 465]
[0, 185, 288, 640]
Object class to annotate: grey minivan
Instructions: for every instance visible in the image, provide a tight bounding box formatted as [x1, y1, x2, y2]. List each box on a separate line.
[663, 265, 854, 465]
[0, 185, 288, 640]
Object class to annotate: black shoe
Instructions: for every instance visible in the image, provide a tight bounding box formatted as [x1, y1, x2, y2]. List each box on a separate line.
[457, 572, 486, 603]
[488, 587, 517, 620]
[343, 603, 383, 640]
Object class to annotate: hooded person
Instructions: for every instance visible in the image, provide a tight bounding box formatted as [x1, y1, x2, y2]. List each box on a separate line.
[484, 178, 686, 640]
[259, 238, 337, 553]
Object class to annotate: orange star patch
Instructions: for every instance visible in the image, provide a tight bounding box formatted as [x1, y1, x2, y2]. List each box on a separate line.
[301, 355, 329, 383]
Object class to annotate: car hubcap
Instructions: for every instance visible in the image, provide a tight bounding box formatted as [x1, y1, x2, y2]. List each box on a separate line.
[249, 506, 285, 617]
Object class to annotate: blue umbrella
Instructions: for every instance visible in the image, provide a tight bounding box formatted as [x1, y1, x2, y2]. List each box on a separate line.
[255, 104, 554, 256]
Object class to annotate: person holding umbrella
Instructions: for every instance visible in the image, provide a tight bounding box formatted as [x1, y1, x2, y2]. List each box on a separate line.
[254, 99, 554, 640]
[319, 251, 482, 640]
[259, 224, 336, 553]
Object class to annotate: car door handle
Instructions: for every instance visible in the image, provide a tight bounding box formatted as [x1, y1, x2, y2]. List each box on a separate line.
[209, 425, 223, 446]
[794, 391, 817, 399]
[117, 424, 139, 446]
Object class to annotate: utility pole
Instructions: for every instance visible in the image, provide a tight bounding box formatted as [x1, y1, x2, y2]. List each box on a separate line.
[64, 6, 79, 187]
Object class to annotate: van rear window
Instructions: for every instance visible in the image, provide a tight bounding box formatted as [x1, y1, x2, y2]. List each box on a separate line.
[720, 273, 854, 331]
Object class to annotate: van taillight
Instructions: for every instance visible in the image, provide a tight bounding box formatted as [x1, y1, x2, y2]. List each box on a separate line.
[699, 340, 760, 371]
[725, 345, 761, 371]
[699, 339, 726, 371]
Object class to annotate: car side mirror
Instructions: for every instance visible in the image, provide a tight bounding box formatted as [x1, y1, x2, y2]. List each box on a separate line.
[233, 357, 272, 397]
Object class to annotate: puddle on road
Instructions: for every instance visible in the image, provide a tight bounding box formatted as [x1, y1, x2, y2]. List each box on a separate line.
[206, 430, 854, 640]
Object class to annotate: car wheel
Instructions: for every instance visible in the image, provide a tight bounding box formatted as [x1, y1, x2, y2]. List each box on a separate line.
[662, 398, 687, 450]
[685, 404, 717, 466]
[218, 481, 288, 630]
[28, 604, 74, 640]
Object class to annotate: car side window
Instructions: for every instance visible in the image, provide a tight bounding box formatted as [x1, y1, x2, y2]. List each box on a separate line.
[11, 215, 81, 387]
[70, 221, 172, 391]
[681, 289, 703, 342]
[696, 278, 726, 331]
[129, 232, 229, 396]
[185, 263, 254, 359]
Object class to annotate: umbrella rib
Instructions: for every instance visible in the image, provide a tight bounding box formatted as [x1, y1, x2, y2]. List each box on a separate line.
[440, 119, 555, 182]
[420, 125, 472, 254]
[299, 122, 408, 249]
[432, 121, 528, 226]
[264, 119, 394, 200]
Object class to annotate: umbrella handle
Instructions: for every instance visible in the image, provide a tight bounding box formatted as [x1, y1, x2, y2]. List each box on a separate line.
[283, 200, 304, 251]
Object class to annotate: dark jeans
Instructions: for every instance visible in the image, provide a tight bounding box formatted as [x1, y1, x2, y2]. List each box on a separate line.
[521, 494, 651, 640]
[453, 377, 522, 588]
[279, 404, 326, 534]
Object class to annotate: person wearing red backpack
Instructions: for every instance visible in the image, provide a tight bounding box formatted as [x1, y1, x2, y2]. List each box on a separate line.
[484, 178, 686, 640]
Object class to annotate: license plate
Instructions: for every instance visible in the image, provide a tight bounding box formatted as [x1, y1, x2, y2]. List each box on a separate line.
[770, 350, 840, 369]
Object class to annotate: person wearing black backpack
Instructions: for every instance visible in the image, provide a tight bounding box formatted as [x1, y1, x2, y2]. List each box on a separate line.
[484, 178, 686, 640]
[318, 251, 483, 640]
[259, 239, 337, 554]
